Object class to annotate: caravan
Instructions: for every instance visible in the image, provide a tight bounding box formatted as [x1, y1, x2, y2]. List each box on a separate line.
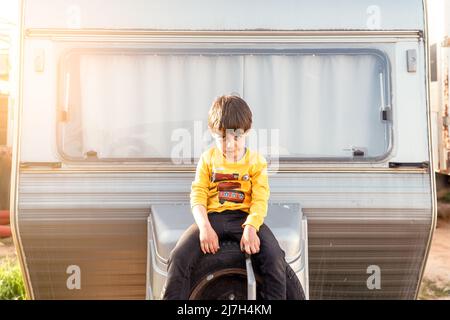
[11, 0, 435, 299]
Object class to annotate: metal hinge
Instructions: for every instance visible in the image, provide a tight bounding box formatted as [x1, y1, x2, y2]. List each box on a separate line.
[20, 162, 62, 169]
[388, 161, 429, 169]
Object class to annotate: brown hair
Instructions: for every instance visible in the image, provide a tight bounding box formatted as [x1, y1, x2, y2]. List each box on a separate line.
[208, 95, 252, 135]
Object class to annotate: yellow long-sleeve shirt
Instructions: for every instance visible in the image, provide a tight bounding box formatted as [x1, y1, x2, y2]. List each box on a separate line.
[190, 146, 270, 231]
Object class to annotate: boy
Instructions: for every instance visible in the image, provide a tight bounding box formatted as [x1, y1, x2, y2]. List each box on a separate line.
[163, 95, 286, 300]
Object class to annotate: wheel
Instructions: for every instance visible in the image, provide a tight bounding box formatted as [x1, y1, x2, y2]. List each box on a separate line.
[189, 241, 262, 300]
[189, 241, 305, 300]
[286, 258, 306, 300]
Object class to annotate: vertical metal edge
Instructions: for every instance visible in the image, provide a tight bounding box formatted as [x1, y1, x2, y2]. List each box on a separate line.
[146, 215, 153, 300]
[245, 255, 256, 300]
[302, 216, 309, 300]
[9, 0, 35, 300]
[414, 0, 438, 300]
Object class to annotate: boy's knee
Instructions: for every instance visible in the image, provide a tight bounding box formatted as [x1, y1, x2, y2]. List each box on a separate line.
[267, 249, 285, 265]
[168, 240, 202, 269]
[263, 241, 285, 259]
[168, 225, 201, 265]
[168, 246, 190, 267]
[258, 226, 285, 258]
[255, 243, 285, 267]
[255, 254, 285, 277]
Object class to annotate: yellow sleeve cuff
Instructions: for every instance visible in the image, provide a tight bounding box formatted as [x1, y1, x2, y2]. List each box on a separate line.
[242, 214, 264, 232]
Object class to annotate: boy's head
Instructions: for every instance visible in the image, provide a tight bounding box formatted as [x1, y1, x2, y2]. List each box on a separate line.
[208, 95, 252, 160]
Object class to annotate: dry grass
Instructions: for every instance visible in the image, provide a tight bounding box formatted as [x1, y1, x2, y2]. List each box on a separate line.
[419, 277, 450, 300]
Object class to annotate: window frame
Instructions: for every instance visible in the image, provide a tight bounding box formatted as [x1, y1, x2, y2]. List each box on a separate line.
[56, 46, 393, 164]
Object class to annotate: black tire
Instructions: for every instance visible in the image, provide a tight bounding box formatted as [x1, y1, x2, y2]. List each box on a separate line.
[286, 258, 306, 300]
[189, 241, 305, 300]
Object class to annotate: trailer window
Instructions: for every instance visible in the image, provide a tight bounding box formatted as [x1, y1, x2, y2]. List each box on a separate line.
[58, 48, 391, 163]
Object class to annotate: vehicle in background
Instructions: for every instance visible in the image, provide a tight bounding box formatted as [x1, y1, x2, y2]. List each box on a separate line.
[429, 0, 450, 177]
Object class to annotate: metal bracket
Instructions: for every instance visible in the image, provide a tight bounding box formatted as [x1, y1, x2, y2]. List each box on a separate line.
[381, 107, 392, 121]
[388, 161, 429, 169]
[406, 49, 417, 73]
[343, 146, 366, 157]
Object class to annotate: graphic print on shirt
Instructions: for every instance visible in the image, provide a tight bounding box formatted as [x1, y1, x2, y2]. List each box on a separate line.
[217, 182, 241, 190]
[211, 172, 239, 182]
[218, 190, 245, 204]
[211, 171, 247, 204]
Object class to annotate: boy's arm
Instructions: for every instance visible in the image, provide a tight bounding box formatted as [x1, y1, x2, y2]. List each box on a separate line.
[192, 204, 219, 254]
[190, 152, 210, 210]
[191, 204, 209, 228]
[243, 155, 270, 231]
[190, 151, 219, 254]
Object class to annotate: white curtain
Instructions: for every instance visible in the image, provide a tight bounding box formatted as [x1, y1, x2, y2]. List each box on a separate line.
[245, 54, 386, 158]
[63, 52, 388, 160]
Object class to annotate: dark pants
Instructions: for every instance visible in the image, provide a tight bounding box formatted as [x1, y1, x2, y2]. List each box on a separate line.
[162, 210, 287, 300]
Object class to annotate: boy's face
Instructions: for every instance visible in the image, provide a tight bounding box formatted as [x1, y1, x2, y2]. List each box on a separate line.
[211, 128, 248, 161]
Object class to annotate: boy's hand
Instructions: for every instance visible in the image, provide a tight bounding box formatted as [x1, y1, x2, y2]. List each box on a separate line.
[199, 225, 220, 254]
[240, 225, 260, 254]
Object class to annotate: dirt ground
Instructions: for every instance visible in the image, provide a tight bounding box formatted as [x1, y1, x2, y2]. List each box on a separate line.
[419, 215, 450, 300]
[0, 236, 16, 259]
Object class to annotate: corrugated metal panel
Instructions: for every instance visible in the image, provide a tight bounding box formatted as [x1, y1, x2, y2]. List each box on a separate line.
[17, 171, 432, 299]
[308, 215, 430, 299]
